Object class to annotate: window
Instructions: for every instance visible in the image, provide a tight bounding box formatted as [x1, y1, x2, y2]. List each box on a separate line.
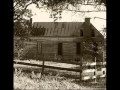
[91, 29, 95, 37]
[93, 42, 98, 52]
[80, 29, 83, 36]
[58, 43, 62, 55]
[94, 72, 96, 75]
[76, 42, 81, 55]
[103, 71, 105, 75]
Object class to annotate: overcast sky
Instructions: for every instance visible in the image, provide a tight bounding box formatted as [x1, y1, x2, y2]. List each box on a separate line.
[27, 4, 106, 31]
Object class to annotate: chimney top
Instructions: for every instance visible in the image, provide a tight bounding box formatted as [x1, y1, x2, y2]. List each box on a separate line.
[85, 18, 90, 23]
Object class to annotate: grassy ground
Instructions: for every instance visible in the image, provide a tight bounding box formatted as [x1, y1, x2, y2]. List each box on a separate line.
[14, 59, 106, 78]
[14, 67, 106, 90]
[14, 59, 106, 89]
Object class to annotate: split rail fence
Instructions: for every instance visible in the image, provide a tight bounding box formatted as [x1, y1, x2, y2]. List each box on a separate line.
[14, 59, 106, 81]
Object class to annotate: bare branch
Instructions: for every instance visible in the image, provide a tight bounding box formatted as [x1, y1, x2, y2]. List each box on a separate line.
[14, 1, 37, 21]
[94, 17, 106, 20]
[66, 9, 106, 12]
[14, 1, 20, 7]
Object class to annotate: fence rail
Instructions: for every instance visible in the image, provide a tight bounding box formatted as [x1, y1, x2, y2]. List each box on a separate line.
[14, 61, 81, 72]
[14, 60, 106, 81]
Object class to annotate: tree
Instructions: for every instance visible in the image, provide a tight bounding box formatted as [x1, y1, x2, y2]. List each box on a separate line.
[14, 0, 106, 37]
[14, 0, 106, 36]
[14, 0, 106, 22]
[14, 0, 36, 22]
[14, 0, 106, 40]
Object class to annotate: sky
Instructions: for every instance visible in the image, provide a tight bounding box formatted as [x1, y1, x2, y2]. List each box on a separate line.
[27, 4, 106, 31]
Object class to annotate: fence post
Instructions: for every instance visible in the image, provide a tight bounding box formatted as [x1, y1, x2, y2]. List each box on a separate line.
[80, 56, 83, 82]
[79, 43, 83, 82]
[93, 42, 98, 83]
[94, 56, 97, 83]
[41, 54, 45, 77]
[36, 41, 38, 59]
[40, 42, 45, 77]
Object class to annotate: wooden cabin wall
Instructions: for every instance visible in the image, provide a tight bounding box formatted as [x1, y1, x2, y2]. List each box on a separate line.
[14, 36, 104, 63]
[42, 42, 57, 60]
[41, 41, 78, 61]
[62, 43, 76, 61]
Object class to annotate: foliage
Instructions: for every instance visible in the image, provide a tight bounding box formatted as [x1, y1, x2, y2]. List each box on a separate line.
[14, 39, 25, 59]
[14, 0, 34, 22]
[14, 0, 106, 60]
[14, 0, 106, 38]
[14, 0, 106, 22]
[82, 41, 104, 62]
[14, 21, 27, 37]
[14, 68, 106, 89]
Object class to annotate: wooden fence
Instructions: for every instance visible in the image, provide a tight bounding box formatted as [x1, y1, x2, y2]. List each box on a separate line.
[14, 60, 106, 81]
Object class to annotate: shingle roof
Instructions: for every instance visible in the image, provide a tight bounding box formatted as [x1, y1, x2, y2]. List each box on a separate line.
[32, 22, 83, 36]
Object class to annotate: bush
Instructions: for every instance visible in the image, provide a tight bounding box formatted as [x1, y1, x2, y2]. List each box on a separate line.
[22, 46, 37, 59]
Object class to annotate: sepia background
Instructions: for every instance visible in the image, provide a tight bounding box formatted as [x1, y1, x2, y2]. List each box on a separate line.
[14, 0, 106, 90]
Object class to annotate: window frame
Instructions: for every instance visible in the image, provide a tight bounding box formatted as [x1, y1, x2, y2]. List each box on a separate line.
[58, 43, 63, 56]
[91, 29, 95, 37]
[76, 42, 81, 55]
[80, 29, 83, 36]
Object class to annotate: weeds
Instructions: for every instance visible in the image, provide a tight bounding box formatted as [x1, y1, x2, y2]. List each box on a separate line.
[14, 68, 106, 90]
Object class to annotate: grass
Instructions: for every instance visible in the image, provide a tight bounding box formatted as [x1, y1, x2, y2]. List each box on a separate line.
[14, 68, 106, 90]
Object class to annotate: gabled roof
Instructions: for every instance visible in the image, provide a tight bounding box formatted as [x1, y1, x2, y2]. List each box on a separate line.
[32, 22, 83, 36]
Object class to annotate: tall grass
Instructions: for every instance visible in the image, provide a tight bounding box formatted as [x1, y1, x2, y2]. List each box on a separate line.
[14, 68, 106, 90]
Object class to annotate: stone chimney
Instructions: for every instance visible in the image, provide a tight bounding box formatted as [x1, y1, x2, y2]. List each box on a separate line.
[85, 18, 90, 25]
[83, 17, 91, 37]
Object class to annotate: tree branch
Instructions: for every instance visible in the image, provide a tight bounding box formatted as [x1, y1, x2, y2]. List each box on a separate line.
[14, 1, 36, 21]
[94, 17, 106, 20]
[66, 9, 106, 12]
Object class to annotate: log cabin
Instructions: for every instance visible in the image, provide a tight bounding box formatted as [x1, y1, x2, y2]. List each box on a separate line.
[15, 18, 105, 63]
[28, 18, 104, 62]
